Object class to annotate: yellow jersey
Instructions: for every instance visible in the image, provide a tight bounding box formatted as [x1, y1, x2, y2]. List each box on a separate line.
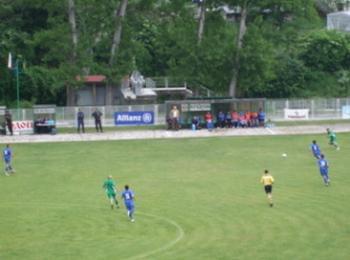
[261, 175, 274, 186]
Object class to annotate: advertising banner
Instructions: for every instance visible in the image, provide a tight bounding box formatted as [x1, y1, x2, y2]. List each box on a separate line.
[114, 111, 154, 126]
[284, 109, 309, 120]
[181, 103, 211, 112]
[12, 121, 34, 135]
[342, 105, 350, 119]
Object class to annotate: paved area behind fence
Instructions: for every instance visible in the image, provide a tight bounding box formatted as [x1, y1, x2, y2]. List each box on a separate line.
[0, 124, 349, 144]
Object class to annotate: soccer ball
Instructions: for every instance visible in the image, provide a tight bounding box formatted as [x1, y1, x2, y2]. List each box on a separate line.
[282, 153, 287, 157]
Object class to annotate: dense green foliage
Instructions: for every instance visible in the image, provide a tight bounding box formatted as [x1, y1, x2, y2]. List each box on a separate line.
[1, 0, 350, 106]
[1, 134, 350, 259]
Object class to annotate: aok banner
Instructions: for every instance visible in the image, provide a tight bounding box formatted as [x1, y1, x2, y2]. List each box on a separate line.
[114, 111, 154, 126]
[13, 121, 34, 135]
[284, 109, 309, 120]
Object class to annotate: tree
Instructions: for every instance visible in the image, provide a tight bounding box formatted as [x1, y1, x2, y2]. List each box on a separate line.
[109, 0, 129, 66]
[196, 0, 207, 45]
[68, 0, 78, 61]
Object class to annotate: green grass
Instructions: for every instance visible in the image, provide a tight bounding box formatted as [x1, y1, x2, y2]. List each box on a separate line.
[1, 134, 350, 259]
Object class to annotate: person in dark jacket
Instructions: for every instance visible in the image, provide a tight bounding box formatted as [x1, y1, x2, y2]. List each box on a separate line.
[92, 109, 103, 132]
[77, 109, 85, 133]
[4, 110, 13, 135]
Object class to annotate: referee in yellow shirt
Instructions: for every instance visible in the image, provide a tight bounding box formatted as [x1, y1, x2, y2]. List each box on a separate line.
[261, 170, 274, 207]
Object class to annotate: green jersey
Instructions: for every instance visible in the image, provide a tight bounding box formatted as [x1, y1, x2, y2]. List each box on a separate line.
[103, 179, 116, 196]
[328, 131, 336, 142]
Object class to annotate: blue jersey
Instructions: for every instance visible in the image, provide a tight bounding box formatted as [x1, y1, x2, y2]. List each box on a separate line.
[318, 158, 328, 174]
[122, 189, 135, 209]
[218, 112, 225, 122]
[122, 190, 134, 202]
[3, 148, 12, 162]
[258, 111, 265, 121]
[311, 144, 321, 157]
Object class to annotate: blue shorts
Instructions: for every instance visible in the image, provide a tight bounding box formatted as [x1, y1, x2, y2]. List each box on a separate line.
[4, 158, 11, 164]
[320, 169, 328, 175]
[125, 201, 134, 211]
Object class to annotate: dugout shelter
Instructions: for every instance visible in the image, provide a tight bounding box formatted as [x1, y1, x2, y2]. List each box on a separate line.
[165, 98, 266, 128]
[0, 106, 6, 135]
[33, 105, 57, 134]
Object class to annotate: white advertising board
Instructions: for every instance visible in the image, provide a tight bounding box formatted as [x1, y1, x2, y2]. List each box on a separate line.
[284, 109, 309, 120]
[12, 121, 34, 135]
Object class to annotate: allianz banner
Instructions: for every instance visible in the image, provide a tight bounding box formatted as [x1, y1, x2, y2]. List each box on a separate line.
[114, 111, 154, 126]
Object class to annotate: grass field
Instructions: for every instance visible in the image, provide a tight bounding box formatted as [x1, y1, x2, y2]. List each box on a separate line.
[1, 133, 350, 260]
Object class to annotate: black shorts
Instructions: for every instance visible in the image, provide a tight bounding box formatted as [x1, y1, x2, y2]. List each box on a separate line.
[264, 185, 272, 194]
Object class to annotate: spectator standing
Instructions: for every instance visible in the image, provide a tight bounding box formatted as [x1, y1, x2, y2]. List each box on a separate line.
[4, 110, 13, 136]
[77, 109, 85, 133]
[169, 105, 180, 130]
[92, 108, 103, 132]
[258, 108, 265, 127]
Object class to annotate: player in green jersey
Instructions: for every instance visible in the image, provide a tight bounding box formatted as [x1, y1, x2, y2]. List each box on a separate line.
[327, 128, 340, 150]
[103, 175, 119, 209]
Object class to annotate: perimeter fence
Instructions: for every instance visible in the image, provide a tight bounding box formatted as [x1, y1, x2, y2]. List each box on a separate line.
[4, 97, 350, 128]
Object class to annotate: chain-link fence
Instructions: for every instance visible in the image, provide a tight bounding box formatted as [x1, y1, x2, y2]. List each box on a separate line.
[265, 98, 350, 120]
[5, 97, 350, 128]
[7, 104, 167, 127]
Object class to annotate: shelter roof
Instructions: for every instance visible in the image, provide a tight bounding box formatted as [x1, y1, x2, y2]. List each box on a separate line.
[76, 75, 106, 83]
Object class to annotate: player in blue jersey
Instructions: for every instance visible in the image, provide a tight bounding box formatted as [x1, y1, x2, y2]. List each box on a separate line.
[3, 144, 15, 176]
[318, 154, 330, 186]
[310, 140, 321, 159]
[121, 185, 135, 222]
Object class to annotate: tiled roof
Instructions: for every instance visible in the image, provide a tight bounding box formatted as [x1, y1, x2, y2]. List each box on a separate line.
[76, 75, 106, 83]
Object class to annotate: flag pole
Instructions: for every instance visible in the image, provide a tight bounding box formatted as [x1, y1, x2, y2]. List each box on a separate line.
[16, 59, 20, 119]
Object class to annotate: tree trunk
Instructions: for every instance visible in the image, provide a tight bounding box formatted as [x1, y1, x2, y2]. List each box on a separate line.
[228, 3, 248, 97]
[197, 0, 206, 45]
[68, 0, 78, 61]
[109, 0, 129, 66]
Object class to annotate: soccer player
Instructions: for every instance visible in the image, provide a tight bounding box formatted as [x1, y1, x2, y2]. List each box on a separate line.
[2, 144, 14, 176]
[102, 175, 119, 209]
[327, 128, 340, 150]
[122, 185, 135, 222]
[318, 154, 330, 186]
[310, 140, 321, 159]
[260, 170, 274, 207]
